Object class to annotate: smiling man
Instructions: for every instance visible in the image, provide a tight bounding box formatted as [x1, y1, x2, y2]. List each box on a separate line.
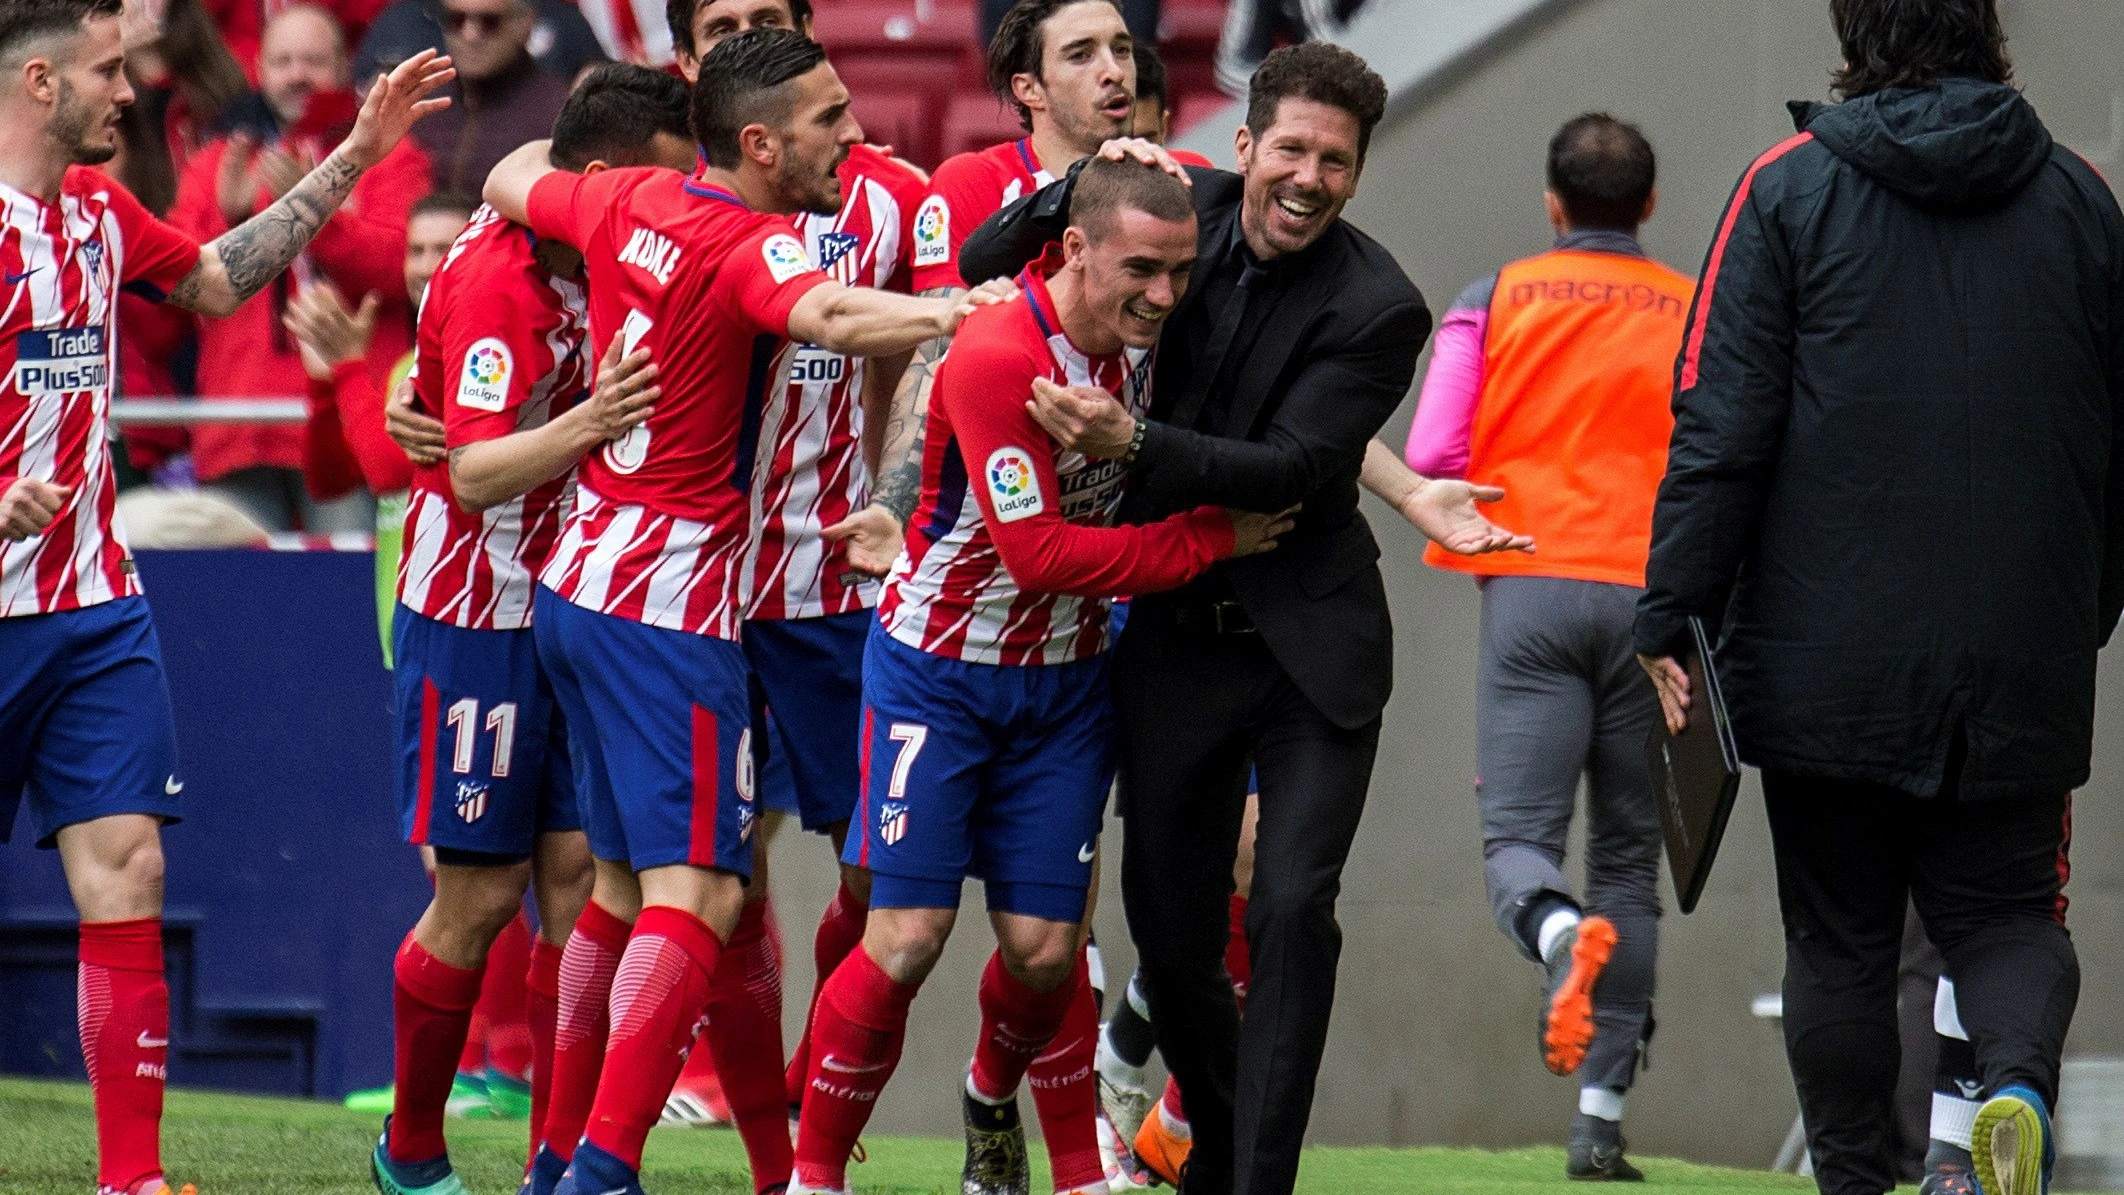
[954, 41, 1526, 1195]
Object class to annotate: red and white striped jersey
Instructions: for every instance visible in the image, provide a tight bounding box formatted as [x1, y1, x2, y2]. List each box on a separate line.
[742, 145, 926, 622]
[574, 0, 673, 65]
[878, 253, 1231, 664]
[397, 205, 590, 630]
[524, 165, 829, 640]
[0, 168, 201, 618]
[911, 138, 1055, 293]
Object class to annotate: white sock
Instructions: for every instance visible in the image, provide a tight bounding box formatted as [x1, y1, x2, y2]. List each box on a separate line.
[1538, 908, 1582, 961]
[967, 1069, 1014, 1106]
[1932, 1091, 1980, 1150]
[1126, 975, 1151, 1020]
[1086, 940, 1106, 995]
[1096, 1030, 1147, 1091]
[1579, 1087, 1625, 1122]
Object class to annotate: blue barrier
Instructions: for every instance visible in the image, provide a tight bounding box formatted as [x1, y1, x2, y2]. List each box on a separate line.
[0, 549, 426, 1099]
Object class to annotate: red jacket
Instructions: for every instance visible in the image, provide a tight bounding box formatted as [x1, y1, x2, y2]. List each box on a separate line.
[168, 133, 427, 483]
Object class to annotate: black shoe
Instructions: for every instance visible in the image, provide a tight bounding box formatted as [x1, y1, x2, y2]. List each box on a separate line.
[1919, 1142, 1983, 1195]
[1567, 1113, 1645, 1182]
[962, 1085, 1030, 1195]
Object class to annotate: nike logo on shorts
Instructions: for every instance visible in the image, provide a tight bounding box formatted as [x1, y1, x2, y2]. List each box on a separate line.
[1077, 843, 1095, 863]
[164, 775, 184, 795]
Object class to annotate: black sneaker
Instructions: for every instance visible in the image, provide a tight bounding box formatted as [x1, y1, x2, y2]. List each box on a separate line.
[1567, 1113, 1645, 1182]
[962, 1086, 1030, 1195]
[1920, 1142, 1983, 1195]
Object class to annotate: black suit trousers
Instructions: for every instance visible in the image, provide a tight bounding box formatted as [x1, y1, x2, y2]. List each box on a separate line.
[1115, 617, 1378, 1195]
[1762, 775, 2078, 1195]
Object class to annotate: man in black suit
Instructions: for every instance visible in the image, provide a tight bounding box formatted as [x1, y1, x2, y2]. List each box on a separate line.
[958, 42, 1527, 1195]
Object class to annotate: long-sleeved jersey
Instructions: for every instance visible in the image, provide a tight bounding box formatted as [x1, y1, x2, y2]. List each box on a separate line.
[877, 251, 1232, 664]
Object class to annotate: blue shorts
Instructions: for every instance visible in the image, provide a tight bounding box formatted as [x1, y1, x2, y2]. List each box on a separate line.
[849, 623, 1114, 923]
[757, 706, 800, 818]
[744, 610, 867, 832]
[393, 605, 578, 862]
[0, 597, 182, 848]
[533, 587, 760, 876]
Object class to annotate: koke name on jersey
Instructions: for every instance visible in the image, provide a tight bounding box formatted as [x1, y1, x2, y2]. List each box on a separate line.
[618, 226, 682, 285]
[15, 326, 108, 395]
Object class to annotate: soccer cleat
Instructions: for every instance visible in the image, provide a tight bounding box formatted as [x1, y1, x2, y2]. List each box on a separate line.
[100, 1178, 197, 1195]
[1973, 1085, 2053, 1195]
[1565, 1113, 1644, 1182]
[371, 1122, 471, 1195]
[485, 1067, 532, 1120]
[962, 1086, 1031, 1195]
[1097, 1068, 1154, 1161]
[522, 1146, 569, 1195]
[446, 1071, 493, 1119]
[1132, 1103, 1191, 1189]
[344, 1084, 397, 1115]
[553, 1141, 647, 1195]
[1917, 1164, 1983, 1195]
[1097, 1105, 1152, 1191]
[787, 1179, 851, 1195]
[1541, 916, 1617, 1076]
[661, 1068, 733, 1127]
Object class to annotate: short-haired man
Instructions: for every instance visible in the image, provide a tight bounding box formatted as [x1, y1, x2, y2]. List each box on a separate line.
[1403, 111, 1690, 1182]
[410, 0, 576, 193]
[960, 42, 1529, 1195]
[1637, 2, 2118, 1193]
[655, 2, 934, 1178]
[1125, 43, 1209, 167]
[171, 3, 435, 534]
[365, 64, 696, 1195]
[0, 3, 450, 1187]
[481, 28, 998, 1195]
[789, 154, 1285, 1195]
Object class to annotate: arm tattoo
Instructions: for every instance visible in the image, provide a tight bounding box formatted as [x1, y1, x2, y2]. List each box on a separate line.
[173, 149, 365, 310]
[870, 288, 959, 523]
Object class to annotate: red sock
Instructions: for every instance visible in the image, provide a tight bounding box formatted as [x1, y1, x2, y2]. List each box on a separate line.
[787, 879, 868, 1108]
[389, 932, 487, 1163]
[794, 947, 917, 1191]
[1160, 1076, 1186, 1124]
[480, 911, 535, 1082]
[969, 951, 1079, 1102]
[78, 919, 168, 1192]
[705, 899, 794, 1193]
[1225, 895, 1251, 1005]
[1026, 961, 1102, 1194]
[545, 901, 630, 1163]
[584, 906, 724, 1171]
[526, 936, 563, 1164]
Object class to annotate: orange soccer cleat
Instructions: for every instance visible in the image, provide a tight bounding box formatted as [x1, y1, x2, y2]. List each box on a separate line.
[1541, 915, 1617, 1077]
[1131, 1097, 1192, 1188]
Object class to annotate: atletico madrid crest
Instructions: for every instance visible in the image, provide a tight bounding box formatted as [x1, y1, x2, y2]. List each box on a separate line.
[879, 801, 909, 846]
[454, 780, 489, 825]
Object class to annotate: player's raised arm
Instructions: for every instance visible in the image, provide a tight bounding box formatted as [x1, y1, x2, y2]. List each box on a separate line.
[169, 50, 454, 317]
[482, 138, 559, 229]
[785, 277, 1012, 361]
[450, 339, 659, 510]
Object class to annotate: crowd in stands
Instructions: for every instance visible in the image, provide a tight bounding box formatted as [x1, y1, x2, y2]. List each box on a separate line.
[109, 0, 1355, 533]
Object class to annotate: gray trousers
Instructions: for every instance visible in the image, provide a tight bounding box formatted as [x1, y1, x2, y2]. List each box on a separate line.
[1477, 574, 1664, 1094]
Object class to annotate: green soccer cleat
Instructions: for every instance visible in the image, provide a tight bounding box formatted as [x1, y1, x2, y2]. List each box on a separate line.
[1973, 1085, 2053, 1195]
[344, 1085, 395, 1115]
[446, 1071, 493, 1119]
[484, 1068, 532, 1120]
[371, 1121, 470, 1195]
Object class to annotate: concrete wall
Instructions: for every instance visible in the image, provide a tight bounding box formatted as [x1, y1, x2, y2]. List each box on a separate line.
[762, 0, 2124, 1174]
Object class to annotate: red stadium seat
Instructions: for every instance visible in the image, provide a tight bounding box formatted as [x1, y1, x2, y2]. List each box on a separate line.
[941, 92, 1027, 162]
[1172, 91, 1233, 141]
[849, 90, 936, 170]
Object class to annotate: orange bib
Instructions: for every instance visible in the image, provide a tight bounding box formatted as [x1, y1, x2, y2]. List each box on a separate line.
[1424, 249, 1694, 587]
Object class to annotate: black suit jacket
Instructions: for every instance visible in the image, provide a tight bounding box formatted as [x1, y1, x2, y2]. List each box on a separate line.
[960, 168, 1431, 728]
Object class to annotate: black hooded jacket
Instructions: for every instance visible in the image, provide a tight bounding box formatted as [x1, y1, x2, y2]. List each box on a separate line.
[1636, 79, 2124, 802]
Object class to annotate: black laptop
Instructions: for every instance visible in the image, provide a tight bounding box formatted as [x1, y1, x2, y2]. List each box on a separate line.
[1645, 616, 1742, 914]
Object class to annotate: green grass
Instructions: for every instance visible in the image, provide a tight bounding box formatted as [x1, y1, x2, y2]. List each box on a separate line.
[0, 1076, 1816, 1195]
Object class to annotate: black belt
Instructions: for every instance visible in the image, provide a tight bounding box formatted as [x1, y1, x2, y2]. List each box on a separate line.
[1163, 599, 1257, 635]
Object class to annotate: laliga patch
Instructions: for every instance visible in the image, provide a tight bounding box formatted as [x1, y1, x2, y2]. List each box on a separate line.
[457, 337, 512, 411]
[762, 234, 812, 284]
[912, 195, 949, 267]
[985, 446, 1045, 523]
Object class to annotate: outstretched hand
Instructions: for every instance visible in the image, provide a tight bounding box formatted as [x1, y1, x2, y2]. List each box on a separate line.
[1398, 479, 1535, 556]
[341, 50, 455, 170]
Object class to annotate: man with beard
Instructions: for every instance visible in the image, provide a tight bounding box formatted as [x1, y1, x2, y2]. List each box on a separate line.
[479, 28, 1005, 1195]
[0, 3, 453, 1188]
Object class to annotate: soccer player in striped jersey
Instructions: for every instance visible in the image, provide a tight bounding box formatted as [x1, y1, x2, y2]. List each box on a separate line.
[656, 0, 937, 1169]
[369, 65, 698, 1195]
[815, 5, 1141, 1188]
[0, 3, 451, 1189]
[790, 157, 1288, 1195]
[480, 29, 1006, 1195]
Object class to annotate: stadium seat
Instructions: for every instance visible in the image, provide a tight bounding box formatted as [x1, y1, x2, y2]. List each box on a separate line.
[941, 92, 1028, 162]
[1172, 90, 1231, 140]
[850, 90, 935, 169]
